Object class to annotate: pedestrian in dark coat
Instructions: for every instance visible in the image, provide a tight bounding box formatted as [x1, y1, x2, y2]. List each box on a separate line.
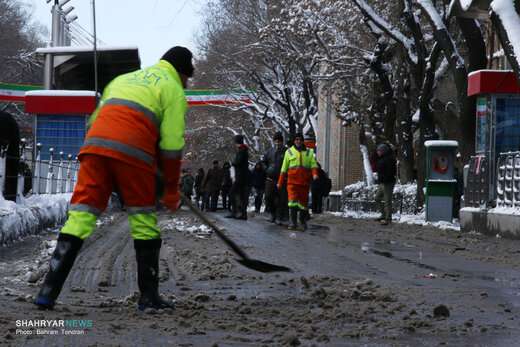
[251, 162, 266, 213]
[374, 143, 397, 225]
[180, 168, 195, 201]
[202, 160, 223, 211]
[221, 162, 232, 210]
[0, 111, 20, 202]
[311, 163, 328, 214]
[226, 134, 249, 220]
[262, 131, 288, 223]
[194, 168, 205, 209]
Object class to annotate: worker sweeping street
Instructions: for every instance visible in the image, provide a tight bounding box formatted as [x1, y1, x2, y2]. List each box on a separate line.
[277, 133, 319, 231]
[34, 46, 194, 311]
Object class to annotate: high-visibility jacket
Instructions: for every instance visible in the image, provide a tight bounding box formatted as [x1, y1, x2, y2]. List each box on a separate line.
[278, 145, 319, 187]
[81, 60, 187, 174]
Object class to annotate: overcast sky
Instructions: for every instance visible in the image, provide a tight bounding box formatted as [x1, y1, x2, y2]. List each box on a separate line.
[26, 0, 204, 67]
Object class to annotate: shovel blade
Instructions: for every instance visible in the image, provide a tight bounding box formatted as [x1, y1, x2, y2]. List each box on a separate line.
[236, 258, 292, 273]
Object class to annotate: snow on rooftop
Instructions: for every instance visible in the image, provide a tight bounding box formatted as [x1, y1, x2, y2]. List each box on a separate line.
[36, 45, 138, 54]
[491, 0, 520, 70]
[25, 90, 97, 97]
[424, 140, 459, 147]
[468, 69, 514, 77]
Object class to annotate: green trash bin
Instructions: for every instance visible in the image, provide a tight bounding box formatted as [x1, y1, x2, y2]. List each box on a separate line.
[424, 140, 458, 222]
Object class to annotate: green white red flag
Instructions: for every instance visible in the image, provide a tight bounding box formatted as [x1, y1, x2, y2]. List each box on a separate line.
[0, 83, 252, 107]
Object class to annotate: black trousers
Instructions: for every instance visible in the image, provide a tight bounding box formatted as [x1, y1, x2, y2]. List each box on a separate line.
[311, 192, 323, 213]
[221, 188, 231, 209]
[231, 183, 248, 217]
[253, 188, 264, 212]
[265, 179, 288, 220]
[208, 191, 219, 211]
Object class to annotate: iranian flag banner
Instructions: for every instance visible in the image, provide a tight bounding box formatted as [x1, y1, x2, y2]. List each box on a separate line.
[186, 90, 252, 106]
[0, 83, 252, 107]
[0, 83, 40, 102]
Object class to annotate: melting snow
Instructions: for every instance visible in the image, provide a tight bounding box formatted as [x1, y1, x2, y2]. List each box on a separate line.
[158, 217, 212, 238]
[0, 194, 71, 245]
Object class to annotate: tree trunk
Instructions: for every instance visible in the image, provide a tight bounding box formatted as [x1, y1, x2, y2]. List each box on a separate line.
[396, 70, 415, 183]
[457, 17, 488, 161]
[490, 6, 520, 82]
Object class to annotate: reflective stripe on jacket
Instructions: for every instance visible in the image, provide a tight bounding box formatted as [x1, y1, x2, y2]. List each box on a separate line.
[80, 60, 187, 171]
[278, 146, 319, 186]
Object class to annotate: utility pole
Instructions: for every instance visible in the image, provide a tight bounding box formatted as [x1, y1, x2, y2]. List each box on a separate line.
[43, 0, 76, 89]
[92, 0, 99, 98]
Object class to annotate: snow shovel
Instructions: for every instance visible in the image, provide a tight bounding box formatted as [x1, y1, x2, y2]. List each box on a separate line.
[180, 193, 292, 273]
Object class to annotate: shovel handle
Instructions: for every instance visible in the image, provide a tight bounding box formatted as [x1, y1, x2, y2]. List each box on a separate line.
[179, 193, 250, 260]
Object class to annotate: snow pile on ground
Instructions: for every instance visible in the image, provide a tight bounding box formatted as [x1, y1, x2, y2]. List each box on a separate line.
[337, 182, 460, 231]
[0, 194, 71, 245]
[158, 216, 212, 238]
[23, 239, 56, 284]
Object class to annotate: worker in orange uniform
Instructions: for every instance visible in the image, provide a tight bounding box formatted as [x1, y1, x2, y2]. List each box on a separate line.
[34, 47, 194, 311]
[277, 133, 319, 231]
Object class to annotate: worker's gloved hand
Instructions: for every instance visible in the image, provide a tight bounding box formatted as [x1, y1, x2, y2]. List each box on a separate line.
[161, 190, 181, 212]
[160, 156, 182, 212]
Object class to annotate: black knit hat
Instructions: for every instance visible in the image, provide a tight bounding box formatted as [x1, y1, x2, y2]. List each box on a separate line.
[273, 131, 284, 142]
[161, 46, 194, 77]
[234, 134, 244, 144]
[294, 132, 304, 141]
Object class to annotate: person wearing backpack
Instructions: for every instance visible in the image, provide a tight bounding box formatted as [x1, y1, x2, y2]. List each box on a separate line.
[311, 163, 331, 214]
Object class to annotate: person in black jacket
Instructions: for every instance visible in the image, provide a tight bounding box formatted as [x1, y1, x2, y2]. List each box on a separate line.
[374, 143, 397, 225]
[311, 163, 329, 214]
[262, 132, 288, 223]
[250, 162, 266, 213]
[202, 160, 223, 212]
[221, 162, 232, 210]
[226, 134, 249, 220]
[194, 168, 205, 209]
[0, 111, 20, 201]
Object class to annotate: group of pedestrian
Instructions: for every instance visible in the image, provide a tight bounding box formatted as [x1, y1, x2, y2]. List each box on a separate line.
[180, 137, 249, 218]
[226, 131, 331, 231]
[181, 131, 332, 230]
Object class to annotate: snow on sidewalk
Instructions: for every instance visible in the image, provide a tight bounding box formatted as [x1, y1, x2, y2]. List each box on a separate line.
[330, 209, 460, 231]
[0, 194, 71, 245]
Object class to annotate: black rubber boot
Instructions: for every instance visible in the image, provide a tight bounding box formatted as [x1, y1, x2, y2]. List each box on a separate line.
[134, 239, 175, 311]
[34, 233, 83, 310]
[299, 210, 308, 231]
[288, 207, 298, 230]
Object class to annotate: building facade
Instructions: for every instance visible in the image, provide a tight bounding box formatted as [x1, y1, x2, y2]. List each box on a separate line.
[316, 88, 364, 191]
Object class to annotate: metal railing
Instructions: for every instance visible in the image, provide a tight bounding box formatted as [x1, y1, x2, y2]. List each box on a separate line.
[496, 151, 520, 208]
[0, 139, 79, 202]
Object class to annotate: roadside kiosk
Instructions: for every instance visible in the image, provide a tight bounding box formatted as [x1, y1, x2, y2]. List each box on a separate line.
[465, 70, 520, 207]
[24, 90, 97, 193]
[460, 70, 520, 238]
[424, 140, 458, 222]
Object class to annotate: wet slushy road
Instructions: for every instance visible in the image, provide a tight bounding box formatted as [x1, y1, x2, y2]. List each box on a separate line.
[0, 209, 519, 346]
